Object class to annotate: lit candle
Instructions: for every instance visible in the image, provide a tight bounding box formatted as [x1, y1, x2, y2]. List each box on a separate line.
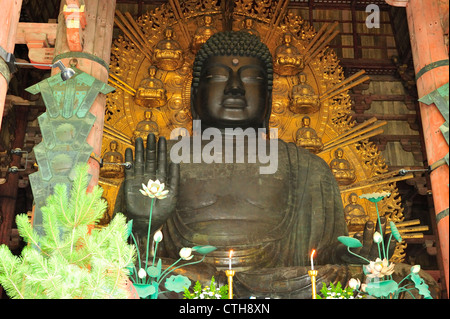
[228, 250, 234, 270]
[310, 249, 316, 270]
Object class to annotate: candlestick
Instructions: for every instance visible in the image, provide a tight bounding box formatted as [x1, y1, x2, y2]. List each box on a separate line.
[225, 269, 235, 299]
[308, 270, 318, 299]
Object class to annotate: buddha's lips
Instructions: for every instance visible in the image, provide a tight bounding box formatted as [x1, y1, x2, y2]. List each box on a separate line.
[221, 97, 247, 108]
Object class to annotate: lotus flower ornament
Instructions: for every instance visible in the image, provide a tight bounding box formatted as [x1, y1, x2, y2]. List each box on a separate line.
[365, 258, 395, 279]
[139, 179, 169, 199]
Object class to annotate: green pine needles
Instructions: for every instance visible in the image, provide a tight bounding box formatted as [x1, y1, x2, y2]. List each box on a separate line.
[0, 164, 136, 299]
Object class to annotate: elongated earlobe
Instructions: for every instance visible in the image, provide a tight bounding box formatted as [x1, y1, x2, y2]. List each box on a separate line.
[263, 91, 273, 133]
[190, 86, 199, 120]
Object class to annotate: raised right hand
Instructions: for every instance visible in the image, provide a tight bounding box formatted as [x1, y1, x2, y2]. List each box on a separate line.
[124, 133, 179, 236]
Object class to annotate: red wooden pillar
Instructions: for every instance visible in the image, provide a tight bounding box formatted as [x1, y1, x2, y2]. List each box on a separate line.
[0, 0, 22, 130]
[52, 0, 116, 191]
[387, 0, 449, 295]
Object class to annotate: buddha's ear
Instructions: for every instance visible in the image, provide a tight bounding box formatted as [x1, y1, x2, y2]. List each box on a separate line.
[263, 90, 273, 133]
[190, 85, 199, 120]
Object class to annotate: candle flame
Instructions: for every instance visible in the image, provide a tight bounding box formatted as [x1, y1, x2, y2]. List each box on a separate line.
[310, 249, 316, 259]
[229, 250, 234, 259]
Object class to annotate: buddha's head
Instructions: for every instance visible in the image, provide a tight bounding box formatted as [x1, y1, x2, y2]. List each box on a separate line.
[204, 15, 212, 25]
[302, 116, 311, 127]
[110, 140, 118, 151]
[191, 31, 273, 131]
[148, 65, 157, 77]
[335, 148, 344, 159]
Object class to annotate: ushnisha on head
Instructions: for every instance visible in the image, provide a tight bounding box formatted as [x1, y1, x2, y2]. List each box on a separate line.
[191, 31, 274, 131]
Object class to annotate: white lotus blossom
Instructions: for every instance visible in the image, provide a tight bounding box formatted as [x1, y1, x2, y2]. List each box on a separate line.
[153, 230, 163, 243]
[348, 278, 361, 290]
[179, 247, 193, 260]
[373, 231, 383, 244]
[365, 258, 395, 279]
[411, 265, 421, 274]
[138, 268, 147, 279]
[139, 179, 169, 199]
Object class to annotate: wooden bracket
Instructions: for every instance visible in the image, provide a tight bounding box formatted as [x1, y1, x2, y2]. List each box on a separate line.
[63, 0, 87, 52]
[16, 22, 57, 66]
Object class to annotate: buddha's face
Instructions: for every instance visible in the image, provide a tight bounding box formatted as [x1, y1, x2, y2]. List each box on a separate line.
[192, 55, 271, 129]
[302, 116, 310, 126]
[144, 111, 152, 120]
[283, 33, 292, 44]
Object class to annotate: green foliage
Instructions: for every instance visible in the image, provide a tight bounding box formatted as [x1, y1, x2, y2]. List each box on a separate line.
[0, 164, 136, 299]
[316, 282, 364, 299]
[183, 276, 228, 299]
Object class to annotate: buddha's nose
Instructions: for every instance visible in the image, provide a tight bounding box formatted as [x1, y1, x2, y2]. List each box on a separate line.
[224, 72, 245, 96]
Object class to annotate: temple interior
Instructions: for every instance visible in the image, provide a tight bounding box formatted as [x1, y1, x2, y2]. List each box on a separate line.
[0, 0, 448, 299]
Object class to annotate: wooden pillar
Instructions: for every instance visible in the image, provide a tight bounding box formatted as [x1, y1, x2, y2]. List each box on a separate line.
[0, 105, 28, 247]
[0, 0, 22, 131]
[388, 0, 449, 295]
[52, 0, 116, 190]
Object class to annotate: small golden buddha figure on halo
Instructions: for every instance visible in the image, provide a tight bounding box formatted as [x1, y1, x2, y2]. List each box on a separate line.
[241, 18, 260, 37]
[273, 32, 304, 76]
[100, 140, 125, 179]
[344, 192, 369, 227]
[289, 73, 320, 114]
[132, 110, 159, 143]
[153, 27, 184, 71]
[295, 116, 323, 153]
[329, 147, 356, 185]
[134, 66, 167, 108]
[191, 15, 218, 54]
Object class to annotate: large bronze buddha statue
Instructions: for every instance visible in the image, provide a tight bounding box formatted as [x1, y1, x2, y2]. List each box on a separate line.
[121, 31, 387, 298]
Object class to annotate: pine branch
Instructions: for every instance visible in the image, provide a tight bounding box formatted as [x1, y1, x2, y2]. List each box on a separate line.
[75, 186, 107, 227]
[41, 204, 62, 253]
[22, 247, 62, 297]
[54, 183, 71, 228]
[70, 165, 90, 227]
[0, 246, 25, 299]
[16, 214, 49, 257]
[0, 164, 136, 299]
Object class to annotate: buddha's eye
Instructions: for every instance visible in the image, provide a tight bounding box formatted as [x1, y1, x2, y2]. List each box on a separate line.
[240, 67, 265, 83]
[205, 74, 228, 80]
[204, 66, 229, 81]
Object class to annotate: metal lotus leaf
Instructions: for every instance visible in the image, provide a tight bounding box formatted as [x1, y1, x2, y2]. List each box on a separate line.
[359, 192, 391, 203]
[126, 220, 133, 238]
[389, 221, 402, 242]
[192, 245, 217, 255]
[411, 273, 433, 299]
[146, 265, 160, 278]
[337, 236, 363, 248]
[133, 283, 156, 299]
[164, 274, 191, 293]
[365, 280, 398, 298]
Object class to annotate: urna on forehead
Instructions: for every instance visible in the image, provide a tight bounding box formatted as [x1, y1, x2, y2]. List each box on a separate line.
[192, 31, 273, 90]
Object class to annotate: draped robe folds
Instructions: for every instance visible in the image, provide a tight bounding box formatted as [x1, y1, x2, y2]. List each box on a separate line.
[156, 138, 351, 298]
